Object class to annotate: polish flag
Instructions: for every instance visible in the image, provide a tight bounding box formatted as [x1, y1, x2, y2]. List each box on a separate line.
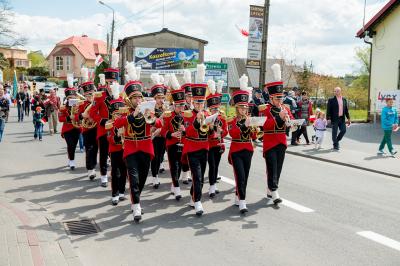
[95, 55, 104, 67]
[235, 24, 249, 37]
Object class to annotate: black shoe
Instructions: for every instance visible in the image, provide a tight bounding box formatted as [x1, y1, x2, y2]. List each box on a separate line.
[195, 210, 203, 217]
[291, 142, 298, 146]
[153, 183, 160, 189]
[209, 193, 216, 198]
[134, 215, 141, 223]
[273, 198, 282, 205]
[183, 180, 189, 185]
[101, 182, 107, 188]
[240, 208, 248, 214]
[112, 200, 118, 206]
[159, 168, 165, 174]
[175, 195, 182, 201]
[89, 175, 95, 181]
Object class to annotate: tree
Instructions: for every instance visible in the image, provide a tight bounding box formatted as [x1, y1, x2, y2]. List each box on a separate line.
[0, 52, 9, 69]
[0, 0, 27, 47]
[94, 60, 109, 86]
[28, 51, 46, 67]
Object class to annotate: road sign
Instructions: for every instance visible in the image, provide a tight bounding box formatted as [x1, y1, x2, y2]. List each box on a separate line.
[221, 93, 231, 103]
[205, 62, 228, 93]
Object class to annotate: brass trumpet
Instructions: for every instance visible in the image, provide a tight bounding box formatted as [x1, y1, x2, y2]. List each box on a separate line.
[199, 111, 209, 133]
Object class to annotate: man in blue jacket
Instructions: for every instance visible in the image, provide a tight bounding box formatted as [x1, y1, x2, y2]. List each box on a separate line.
[378, 96, 398, 156]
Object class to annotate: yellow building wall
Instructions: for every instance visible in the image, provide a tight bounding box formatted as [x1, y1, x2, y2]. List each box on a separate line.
[370, 6, 400, 112]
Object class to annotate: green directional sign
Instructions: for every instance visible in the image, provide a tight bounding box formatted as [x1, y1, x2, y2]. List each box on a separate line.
[221, 93, 231, 103]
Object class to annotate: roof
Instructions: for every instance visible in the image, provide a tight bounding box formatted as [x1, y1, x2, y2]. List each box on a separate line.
[117, 28, 208, 50]
[356, 0, 400, 38]
[221, 58, 298, 89]
[50, 35, 108, 60]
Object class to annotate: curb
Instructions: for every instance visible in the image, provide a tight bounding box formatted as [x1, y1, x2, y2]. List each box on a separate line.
[286, 150, 400, 179]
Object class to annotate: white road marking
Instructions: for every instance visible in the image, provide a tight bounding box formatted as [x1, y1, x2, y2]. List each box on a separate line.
[357, 231, 400, 252]
[219, 176, 315, 213]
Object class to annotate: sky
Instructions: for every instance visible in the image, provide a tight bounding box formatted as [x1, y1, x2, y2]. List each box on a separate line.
[8, 0, 389, 76]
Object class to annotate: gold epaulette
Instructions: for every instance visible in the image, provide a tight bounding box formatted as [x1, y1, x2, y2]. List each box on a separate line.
[164, 111, 172, 118]
[258, 104, 267, 111]
[184, 110, 193, 118]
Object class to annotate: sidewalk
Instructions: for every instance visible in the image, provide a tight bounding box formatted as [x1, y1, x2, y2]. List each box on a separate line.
[286, 123, 400, 178]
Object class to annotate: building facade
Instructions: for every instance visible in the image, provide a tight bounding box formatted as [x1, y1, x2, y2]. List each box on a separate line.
[357, 0, 400, 113]
[0, 47, 30, 68]
[46, 35, 108, 79]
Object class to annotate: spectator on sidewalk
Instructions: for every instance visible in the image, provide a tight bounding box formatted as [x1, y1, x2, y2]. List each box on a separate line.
[44, 89, 60, 135]
[0, 87, 10, 142]
[313, 111, 327, 149]
[284, 90, 297, 138]
[24, 86, 31, 117]
[326, 87, 351, 150]
[33, 106, 44, 141]
[296, 91, 313, 145]
[250, 88, 265, 117]
[378, 97, 398, 156]
[16, 85, 26, 122]
[3, 87, 11, 122]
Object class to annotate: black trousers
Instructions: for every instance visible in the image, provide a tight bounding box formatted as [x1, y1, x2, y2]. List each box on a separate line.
[297, 125, 310, 143]
[151, 136, 166, 177]
[188, 150, 208, 202]
[264, 144, 286, 191]
[63, 128, 80, 160]
[231, 150, 253, 200]
[110, 150, 127, 197]
[167, 144, 182, 187]
[98, 135, 109, 176]
[83, 128, 98, 170]
[331, 117, 346, 148]
[208, 146, 222, 186]
[24, 102, 30, 116]
[125, 152, 151, 204]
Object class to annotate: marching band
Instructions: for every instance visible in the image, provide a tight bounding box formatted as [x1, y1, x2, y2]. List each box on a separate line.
[58, 62, 296, 222]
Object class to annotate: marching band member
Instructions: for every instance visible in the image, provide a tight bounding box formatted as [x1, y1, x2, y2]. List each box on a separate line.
[59, 75, 82, 170]
[227, 74, 257, 213]
[76, 67, 98, 180]
[206, 80, 227, 198]
[161, 74, 186, 200]
[180, 69, 193, 185]
[113, 63, 154, 222]
[182, 64, 210, 216]
[86, 68, 119, 187]
[105, 95, 127, 206]
[259, 64, 294, 205]
[149, 73, 167, 189]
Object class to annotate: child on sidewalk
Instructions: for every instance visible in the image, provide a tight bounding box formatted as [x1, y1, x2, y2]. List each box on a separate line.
[311, 108, 321, 143]
[313, 111, 327, 149]
[33, 106, 44, 141]
[378, 97, 398, 156]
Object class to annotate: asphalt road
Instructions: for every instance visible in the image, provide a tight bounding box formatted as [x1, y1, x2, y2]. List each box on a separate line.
[1, 108, 400, 266]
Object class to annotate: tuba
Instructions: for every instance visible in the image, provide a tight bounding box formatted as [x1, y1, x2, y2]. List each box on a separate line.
[81, 103, 97, 129]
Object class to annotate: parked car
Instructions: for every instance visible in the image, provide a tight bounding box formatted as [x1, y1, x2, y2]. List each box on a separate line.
[43, 82, 58, 93]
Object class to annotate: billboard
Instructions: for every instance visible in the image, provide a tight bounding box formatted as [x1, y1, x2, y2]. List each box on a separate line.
[204, 62, 228, 93]
[375, 90, 400, 112]
[134, 47, 199, 74]
[246, 5, 265, 68]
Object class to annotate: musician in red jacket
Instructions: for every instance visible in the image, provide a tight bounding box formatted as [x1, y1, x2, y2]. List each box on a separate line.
[105, 98, 127, 206]
[259, 64, 294, 205]
[76, 78, 98, 180]
[149, 74, 167, 189]
[113, 64, 154, 222]
[161, 74, 186, 200]
[206, 80, 228, 198]
[59, 78, 81, 170]
[86, 69, 119, 187]
[181, 64, 211, 216]
[227, 75, 257, 213]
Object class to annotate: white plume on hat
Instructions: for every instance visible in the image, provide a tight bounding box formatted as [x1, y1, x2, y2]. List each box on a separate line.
[111, 53, 119, 68]
[110, 81, 120, 99]
[170, 74, 181, 90]
[151, 73, 162, 85]
[125, 61, 137, 81]
[183, 69, 192, 84]
[271, 63, 282, 81]
[164, 74, 171, 87]
[159, 75, 165, 84]
[207, 79, 216, 95]
[246, 87, 253, 102]
[216, 80, 224, 94]
[195, 64, 206, 83]
[80, 67, 89, 82]
[135, 66, 141, 81]
[239, 74, 248, 91]
[99, 74, 106, 86]
[67, 73, 74, 88]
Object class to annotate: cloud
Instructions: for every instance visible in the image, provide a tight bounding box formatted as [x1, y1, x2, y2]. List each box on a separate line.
[10, 0, 388, 76]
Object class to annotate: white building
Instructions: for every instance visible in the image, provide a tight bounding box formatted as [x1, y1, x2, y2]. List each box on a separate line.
[357, 0, 400, 113]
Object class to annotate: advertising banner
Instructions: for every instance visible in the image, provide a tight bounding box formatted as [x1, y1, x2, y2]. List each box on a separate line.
[134, 47, 199, 74]
[246, 5, 265, 68]
[375, 90, 400, 112]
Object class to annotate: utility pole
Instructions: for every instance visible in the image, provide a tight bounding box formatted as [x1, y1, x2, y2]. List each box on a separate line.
[99, 1, 115, 67]
[259, 0, 270, 90]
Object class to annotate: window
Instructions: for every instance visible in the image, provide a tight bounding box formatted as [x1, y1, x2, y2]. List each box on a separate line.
[65, 56, 71, 71]
[55, 56, 63, 70]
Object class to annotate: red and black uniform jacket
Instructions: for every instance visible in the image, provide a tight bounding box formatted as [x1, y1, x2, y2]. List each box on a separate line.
[161, 110, 185, 148]
[107, 124, 123, 153]
[227, 116, 257, 164]
[182, 109, 210, 158]
[59, 105, 81, 137]
[259, 103, 294, 154]
[74, 100, 95, 134]
[89, 91, 112, 140]
[114, 110, 154, 160]
[208, 114, 228, 152]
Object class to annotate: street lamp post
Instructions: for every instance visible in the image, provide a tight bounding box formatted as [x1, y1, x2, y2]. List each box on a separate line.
[99, 1, 115, 67]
